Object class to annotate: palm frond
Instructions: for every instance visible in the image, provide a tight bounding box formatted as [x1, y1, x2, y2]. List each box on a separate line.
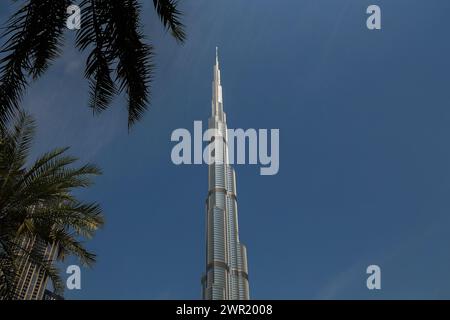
[77, 0, 117, 114]
[50, 228, 97, 267]
[0, 0, 69, 127]
[153, 0, 186, 43]
[107, 1, 153, 128]
[1, 0, 187, 128]
[76, 0, 153, 127]
[0, 111, 34, 205]
[0, 112, 104, 299]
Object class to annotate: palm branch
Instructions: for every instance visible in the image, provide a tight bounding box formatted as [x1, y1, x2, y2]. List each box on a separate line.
[0, 0, 186, 128]
[0, 111, 104, 299]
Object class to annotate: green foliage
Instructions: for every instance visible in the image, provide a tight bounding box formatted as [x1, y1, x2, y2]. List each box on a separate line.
[0, 112, 104, 299]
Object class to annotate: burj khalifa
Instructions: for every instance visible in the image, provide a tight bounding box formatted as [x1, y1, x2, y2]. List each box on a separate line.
[201, 48, 250, 300]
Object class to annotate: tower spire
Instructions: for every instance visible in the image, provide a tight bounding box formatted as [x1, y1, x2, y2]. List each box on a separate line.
[212, 47, 223, 118]
[216, 46, 219, 65]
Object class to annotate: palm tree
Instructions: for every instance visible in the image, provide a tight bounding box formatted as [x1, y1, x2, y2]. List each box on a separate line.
[0, 0, 185, 129]
[0, 112, 104, 299]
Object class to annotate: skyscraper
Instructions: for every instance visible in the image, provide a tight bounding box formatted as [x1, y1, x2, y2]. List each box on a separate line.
[12, 237, 58, 300]
[202, 49, 250, 300]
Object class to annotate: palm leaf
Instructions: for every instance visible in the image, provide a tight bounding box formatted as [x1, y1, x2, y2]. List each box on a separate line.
[153, 0, 186, 43]
[0, 0, 69, 127]
[0, 112, 104, 299]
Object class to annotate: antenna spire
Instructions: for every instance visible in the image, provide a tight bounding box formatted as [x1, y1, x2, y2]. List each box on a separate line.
[216, 46, 219, 64]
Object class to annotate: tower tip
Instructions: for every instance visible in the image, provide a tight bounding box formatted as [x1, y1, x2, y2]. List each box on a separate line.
[216, 47, 219, 63]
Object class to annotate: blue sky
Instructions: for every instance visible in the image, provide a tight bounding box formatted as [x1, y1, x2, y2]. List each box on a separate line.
[2, 0, 450, 299]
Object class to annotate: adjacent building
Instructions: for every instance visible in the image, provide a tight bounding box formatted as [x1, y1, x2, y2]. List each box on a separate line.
[12, 236, 58, 300]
